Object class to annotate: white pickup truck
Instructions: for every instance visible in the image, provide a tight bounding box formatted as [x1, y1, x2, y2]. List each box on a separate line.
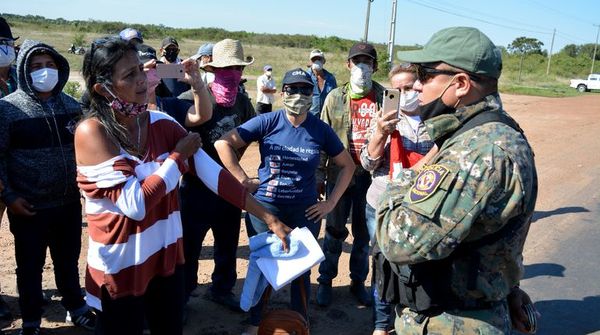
[570, 74, 600, 92]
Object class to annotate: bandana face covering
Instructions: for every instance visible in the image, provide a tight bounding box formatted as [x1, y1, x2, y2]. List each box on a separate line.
[212, 68, 242, 107]
[103, 84, 147, 118]
[283, 93, 312, 116]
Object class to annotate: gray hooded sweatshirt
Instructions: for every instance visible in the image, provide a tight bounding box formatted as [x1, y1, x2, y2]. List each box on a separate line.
[0, 39, 82, 209]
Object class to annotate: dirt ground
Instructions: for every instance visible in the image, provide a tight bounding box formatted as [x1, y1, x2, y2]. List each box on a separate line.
[0, 92, 599, 334]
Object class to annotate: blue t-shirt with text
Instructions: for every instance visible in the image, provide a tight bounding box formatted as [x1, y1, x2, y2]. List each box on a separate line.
[237, 110, 344, 205]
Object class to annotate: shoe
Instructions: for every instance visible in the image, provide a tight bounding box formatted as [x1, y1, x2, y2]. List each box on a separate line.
[316, 283, 332, 307]
[350, 281, 372, 306]
[204, 291, 243, 313]
[66, 309, 96, 331]
[19, 327, 41, 335]
[0, 295, 12, 320]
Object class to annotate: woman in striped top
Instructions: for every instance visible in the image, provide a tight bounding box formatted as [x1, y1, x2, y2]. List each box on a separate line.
[76, 37, 290, 335]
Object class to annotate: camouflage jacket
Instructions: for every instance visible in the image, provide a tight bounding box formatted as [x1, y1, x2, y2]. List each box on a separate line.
[376, 93, 538, 302]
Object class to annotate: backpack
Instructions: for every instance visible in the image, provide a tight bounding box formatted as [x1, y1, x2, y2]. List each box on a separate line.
[258, 277, 310, 335]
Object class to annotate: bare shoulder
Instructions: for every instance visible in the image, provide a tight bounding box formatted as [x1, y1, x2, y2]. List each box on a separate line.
[75, 118, 121, 165]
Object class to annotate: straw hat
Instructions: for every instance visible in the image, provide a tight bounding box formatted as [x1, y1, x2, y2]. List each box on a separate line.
[200, 39, 254, 72]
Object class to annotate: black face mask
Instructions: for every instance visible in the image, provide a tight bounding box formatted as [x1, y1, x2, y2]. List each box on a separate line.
[164, 49, 179, 63]
[419, 97, 456, 121]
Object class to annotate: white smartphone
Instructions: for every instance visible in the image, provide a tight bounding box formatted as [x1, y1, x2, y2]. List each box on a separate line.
[156, 63, 185, 79]
[382, 88, 400, 116]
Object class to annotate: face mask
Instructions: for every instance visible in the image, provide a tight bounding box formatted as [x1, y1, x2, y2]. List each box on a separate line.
[265, 71, 272, 77]
[0, 46, 15, 67]
[212, 68, 242, 107]
[30, 68, 59, 93]
[399, 90, 419, 112]
[103, 84, 147, 118]
[349, 63, 373, 97]
[146, 68, 161, 92]
[419, 76, 459, 121]
[163, 49, 179, 63]
[311, 60, 323, 72]
[283, 93, 312, 116]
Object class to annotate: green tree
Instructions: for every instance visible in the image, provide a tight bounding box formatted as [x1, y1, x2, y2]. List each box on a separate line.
[561, 44, 580, 58]
[508, 37, 544, 81]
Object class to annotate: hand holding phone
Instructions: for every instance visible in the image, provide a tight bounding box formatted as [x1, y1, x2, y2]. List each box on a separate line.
[156, 63, 185, 79]
[379, 89, 401, 135]
[383, 89, 400, 115]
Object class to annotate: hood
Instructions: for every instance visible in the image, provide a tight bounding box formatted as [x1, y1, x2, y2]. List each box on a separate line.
[16, 39, 70, 97]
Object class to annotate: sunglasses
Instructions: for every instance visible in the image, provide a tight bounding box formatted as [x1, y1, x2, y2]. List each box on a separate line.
[416, 64, 481, 83]
[283, 86, 313, 96]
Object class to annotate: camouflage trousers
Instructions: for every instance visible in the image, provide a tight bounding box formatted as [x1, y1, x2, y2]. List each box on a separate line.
[394, 302, 511, 335]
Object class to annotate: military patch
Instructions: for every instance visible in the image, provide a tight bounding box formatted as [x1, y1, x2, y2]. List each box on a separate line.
[408, 164, 450, 203]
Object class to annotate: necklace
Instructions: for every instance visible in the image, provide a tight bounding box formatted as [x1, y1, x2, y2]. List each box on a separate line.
[136, 116, 142, 149]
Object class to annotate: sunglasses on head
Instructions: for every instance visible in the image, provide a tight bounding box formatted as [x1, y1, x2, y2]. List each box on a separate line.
[416, 64, 480, 83]
[283, 86, 312, 96]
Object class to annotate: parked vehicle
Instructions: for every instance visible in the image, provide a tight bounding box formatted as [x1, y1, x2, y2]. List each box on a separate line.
[570, 73, 600, 92]
[67, 44, 86, 55]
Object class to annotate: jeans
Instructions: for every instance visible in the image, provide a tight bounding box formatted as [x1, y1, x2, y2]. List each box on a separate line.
[8, 201, 86, 326]
[318, 172, 371, 284]
[180, 175, 241, 301]
[95, 266, 185, 335]
[246, 200, 321, 326]
[366, 203, 394, 331]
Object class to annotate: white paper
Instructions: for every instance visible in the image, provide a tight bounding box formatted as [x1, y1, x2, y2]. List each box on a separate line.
[256, 227, 325, 290]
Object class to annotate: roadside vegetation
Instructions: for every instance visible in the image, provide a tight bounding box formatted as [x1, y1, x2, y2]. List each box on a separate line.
[3, 13, 598, 98]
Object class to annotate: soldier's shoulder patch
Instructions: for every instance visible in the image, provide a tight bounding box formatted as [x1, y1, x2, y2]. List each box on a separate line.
[408, 164, 450, 203]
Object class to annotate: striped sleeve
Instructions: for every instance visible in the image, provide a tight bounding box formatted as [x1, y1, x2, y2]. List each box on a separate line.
[78, 153, 187, 221]
[192, 149, 247, 210]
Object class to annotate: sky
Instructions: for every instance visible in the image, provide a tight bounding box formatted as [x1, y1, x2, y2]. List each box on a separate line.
[3, 0, 599, 54]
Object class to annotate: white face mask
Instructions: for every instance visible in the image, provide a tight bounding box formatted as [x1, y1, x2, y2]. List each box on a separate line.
[0, 45, 15, 67]
[349, 63, 373, 96]
[399, 90, 419, 112]
[265, 70, 272, 77]
[311, 60, 323, 71]
[30, 68, 59, 93]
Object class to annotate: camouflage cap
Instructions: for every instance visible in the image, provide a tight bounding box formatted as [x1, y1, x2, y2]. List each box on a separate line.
[397, 27, 502, 79]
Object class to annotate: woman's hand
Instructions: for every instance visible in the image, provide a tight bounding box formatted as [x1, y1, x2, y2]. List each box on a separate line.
[174, 132, 202, 160]
[376, 109, 400, 136]
[264, 215, 292, 252]
[181, 58, 203, 90]
[305, 199, 335, 223]
[242, 177, 260, 194]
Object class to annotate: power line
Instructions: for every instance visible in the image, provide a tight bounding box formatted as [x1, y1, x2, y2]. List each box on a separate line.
[523, 0, 595, 26]
[407, 0, 552, 36]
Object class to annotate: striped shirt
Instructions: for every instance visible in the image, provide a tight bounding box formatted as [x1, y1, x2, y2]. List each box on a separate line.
[77, 111, 245, 310]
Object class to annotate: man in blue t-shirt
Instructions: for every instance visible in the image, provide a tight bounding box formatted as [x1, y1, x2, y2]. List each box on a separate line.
[306, 49, 337, 119]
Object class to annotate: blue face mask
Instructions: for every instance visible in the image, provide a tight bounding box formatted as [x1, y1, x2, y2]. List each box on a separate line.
[30, 68, 59, 93]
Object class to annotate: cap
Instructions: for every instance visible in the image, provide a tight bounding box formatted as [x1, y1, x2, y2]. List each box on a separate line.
[190, 43, 214, 60]
[0, 17, 17, 40]
[161, 36, 179, 49]
[137, 44, 157, 62]
[348, 42, 377, 60]
[396, 27, 502, 79]
[263, 65, 272, 71]
[282, 68, 313, 88]
[309, 49, 325, 62]
[119, 28, 143, 43]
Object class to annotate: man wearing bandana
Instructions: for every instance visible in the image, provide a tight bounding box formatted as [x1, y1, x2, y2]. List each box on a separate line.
[317, 42, 384, 307]
[377, 27, 538, 334]
[179, 39, 256, 312]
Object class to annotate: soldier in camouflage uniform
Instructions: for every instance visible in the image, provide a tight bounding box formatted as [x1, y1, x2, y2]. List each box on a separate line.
[376, 27, 538, 334]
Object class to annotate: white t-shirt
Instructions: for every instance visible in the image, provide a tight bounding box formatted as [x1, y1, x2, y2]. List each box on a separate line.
[256, 74, 276, 104]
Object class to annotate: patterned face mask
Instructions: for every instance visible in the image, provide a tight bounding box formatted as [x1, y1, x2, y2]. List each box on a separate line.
[212, 68, 242, 107]
[103, 84, 147, 118]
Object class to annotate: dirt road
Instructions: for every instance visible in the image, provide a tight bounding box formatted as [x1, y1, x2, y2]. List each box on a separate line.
[0, 93, 598, 334]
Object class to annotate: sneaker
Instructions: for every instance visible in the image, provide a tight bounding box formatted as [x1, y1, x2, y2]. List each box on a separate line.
[204, 291, 243, 313]
[350, 281, 372, 306]
[19, 327, 41, 335]
[0, 295, 12, 320]
[316, 283, 332, 307]
[66, 309, 96, 331]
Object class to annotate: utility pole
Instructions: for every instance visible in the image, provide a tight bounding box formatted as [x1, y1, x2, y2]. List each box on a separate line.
[363, 0, 375, 42]
[387, 0, 398, 67]
[591, 24, 600, 74]
[546, 28, 556, 75]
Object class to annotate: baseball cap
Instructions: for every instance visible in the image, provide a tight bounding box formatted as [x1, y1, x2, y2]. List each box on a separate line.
[137, 44, 157, 63]
[348, 42, 377, 60]
[309, 49, 325, 62]
[396, 27, 502, 79]
[282, 68, 313, 88]
[0, 17, 17, 40]
[192, 43, 214, 60]
[161, 36, 178, 49]
[119, 28, 143, 43]
[263, 65, 273, 71]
